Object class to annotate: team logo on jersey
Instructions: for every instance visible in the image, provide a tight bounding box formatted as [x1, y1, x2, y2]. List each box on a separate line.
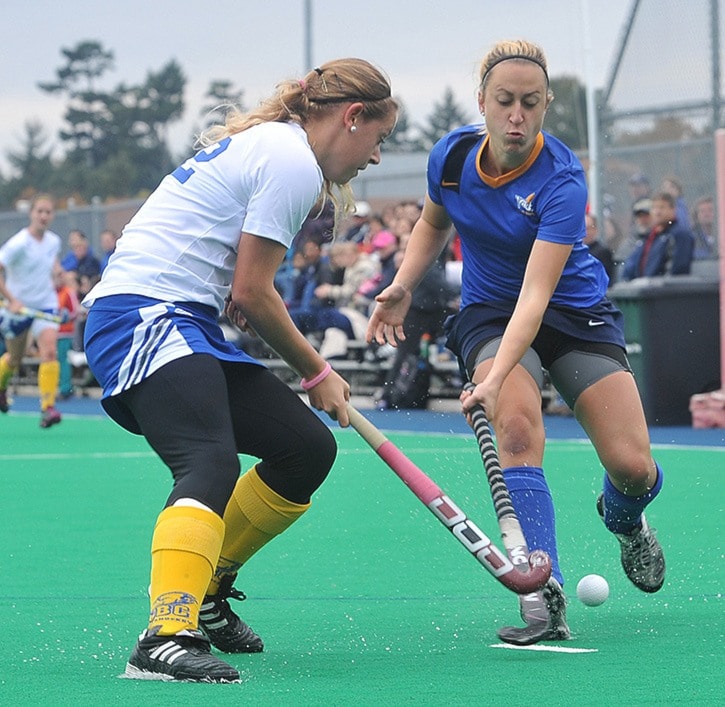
[515, 192, 536, 217]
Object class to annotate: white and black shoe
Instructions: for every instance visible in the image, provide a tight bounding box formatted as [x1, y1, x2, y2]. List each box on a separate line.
[124, 627, 240, 682]
[199, 575, 264, 654]
[497, 578, 571, 646]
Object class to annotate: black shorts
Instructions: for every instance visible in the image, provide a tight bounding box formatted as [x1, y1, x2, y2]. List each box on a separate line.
[445, 299, 631, 406]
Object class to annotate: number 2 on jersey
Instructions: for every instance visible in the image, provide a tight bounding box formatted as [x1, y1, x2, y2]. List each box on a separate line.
[171, 137, 232, 184]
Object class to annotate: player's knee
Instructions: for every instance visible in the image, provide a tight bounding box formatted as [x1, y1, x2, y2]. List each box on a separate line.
[496, 411, 543, 457]
[302, 423, 337, 490]
[604, 452, 654, 495]
[169, 447, 240, 514]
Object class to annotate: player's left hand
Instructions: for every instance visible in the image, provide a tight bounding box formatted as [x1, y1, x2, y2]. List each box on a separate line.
[366, 283, 412, 346]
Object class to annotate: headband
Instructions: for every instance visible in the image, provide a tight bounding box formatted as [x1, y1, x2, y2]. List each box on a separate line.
[481, 54, 549, 87]
[309, 94, 391, 105]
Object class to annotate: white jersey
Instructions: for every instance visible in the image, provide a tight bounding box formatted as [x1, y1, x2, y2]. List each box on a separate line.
[84, 121, 323, 312]
[0, 227, 61, 310]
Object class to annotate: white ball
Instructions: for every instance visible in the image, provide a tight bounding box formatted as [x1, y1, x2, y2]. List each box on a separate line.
[576, 574, 609, 606]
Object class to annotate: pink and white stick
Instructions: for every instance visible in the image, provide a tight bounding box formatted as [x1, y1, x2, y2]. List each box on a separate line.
[347, 405, 551, 594]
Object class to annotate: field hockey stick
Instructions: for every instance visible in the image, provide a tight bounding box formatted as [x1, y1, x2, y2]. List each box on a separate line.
[463, 382, 550, 583]
[0, 299, 66, 324]
[347, 404, 550, 594]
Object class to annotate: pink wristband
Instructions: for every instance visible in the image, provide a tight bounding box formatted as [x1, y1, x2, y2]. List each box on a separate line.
[301, 362, 332, 391]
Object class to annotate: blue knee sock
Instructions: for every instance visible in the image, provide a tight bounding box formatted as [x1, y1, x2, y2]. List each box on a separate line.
[502, 466, 563, 586]
[602, 463, 663, 534]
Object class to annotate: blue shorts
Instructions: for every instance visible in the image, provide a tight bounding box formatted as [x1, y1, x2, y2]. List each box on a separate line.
[445, 298, 627, 374]
[84, 294, 263, 403]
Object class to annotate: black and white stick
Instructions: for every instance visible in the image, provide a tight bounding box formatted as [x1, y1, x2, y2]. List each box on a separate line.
[463, 382, 550, 578]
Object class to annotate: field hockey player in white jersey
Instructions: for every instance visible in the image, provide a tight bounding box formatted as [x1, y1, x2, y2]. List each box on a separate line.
[82, 58, 398, 683]
[367, 40, 665, 646]
[0, 193, 64, 428]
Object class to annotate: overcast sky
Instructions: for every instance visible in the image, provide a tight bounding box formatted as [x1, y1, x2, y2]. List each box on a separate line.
[0, 0, 633, 171]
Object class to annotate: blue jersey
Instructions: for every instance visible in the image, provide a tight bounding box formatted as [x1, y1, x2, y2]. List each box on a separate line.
[428, 125, 609, 310]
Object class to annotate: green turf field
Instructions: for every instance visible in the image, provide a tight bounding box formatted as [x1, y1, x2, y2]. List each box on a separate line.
[0, 412, 722, 705]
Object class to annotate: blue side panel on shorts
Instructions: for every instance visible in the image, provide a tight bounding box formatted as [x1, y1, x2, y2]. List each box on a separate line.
[84, 294, 263, 401]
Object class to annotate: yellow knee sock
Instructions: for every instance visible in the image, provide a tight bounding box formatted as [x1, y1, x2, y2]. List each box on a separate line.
[0, 353, 15, 391]
[208, 466, 310, 595]
[148, 505, 225, 635]
[38, 360, 60, 410]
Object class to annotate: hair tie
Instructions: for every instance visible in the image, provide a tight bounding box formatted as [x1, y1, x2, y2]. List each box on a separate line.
[314, 67, 323, 76]
[298, 78, 307, 92]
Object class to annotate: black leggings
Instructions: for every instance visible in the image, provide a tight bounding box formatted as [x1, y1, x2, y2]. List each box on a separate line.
[117, 354, 337, 514]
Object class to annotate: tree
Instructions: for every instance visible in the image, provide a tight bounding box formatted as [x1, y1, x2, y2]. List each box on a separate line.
[384, 97, 422, 153]
[5, 121, 55, 190]
[543, 75, 587, 150]
[34, 41, 187, 199]
[38, 41, 115, 163]
[417, 87, 470, 151]
[200, 80, 245, 129]
[0, 121, 57, 206]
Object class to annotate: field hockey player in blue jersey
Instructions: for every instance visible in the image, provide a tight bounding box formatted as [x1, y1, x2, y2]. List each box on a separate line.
[82, 58, 398, 682]
[367, 39, 665, 646]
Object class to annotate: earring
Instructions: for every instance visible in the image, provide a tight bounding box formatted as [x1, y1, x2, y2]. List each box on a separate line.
[350, 125, 357, 133]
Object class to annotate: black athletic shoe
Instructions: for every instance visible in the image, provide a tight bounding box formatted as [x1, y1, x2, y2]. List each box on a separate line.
[199, 575, 264, 653]
[597, 494, 665, 593]
[497, 578, 571, 646]
[124, 627, 240, 682]
[0, 390, 9, 413]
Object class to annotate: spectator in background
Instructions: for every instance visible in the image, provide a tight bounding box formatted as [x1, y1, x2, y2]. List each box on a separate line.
[691, 195, 717, 260]
[341, 200, 371, 244]
[61, 230, 102, 359]
[621, 192, 694, 281]
[284, 237, 331, 314]
[99, 229, 120, 272]
[619, 172, 652, 256]
[61, 229, 102, 300]
[614, 198, 653, 267]
[54, 268, 80, 399]
[660, 175, 690, 229]
[275, 202, 335, 298]
[305, 241, 380, 359]
[354, 229, 399, 309]
[631, 198, 654, 242]
[357, 212, 391, 253]
[583, 212, 615, 283]
[315, 241, 379, 313]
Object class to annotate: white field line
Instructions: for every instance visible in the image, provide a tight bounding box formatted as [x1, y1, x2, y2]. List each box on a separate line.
[0, 451, 156, 461]
[490, 643, 599, 654]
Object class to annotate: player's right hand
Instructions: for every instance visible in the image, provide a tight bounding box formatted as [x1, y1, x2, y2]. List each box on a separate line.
[305, 370, 351, 427]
